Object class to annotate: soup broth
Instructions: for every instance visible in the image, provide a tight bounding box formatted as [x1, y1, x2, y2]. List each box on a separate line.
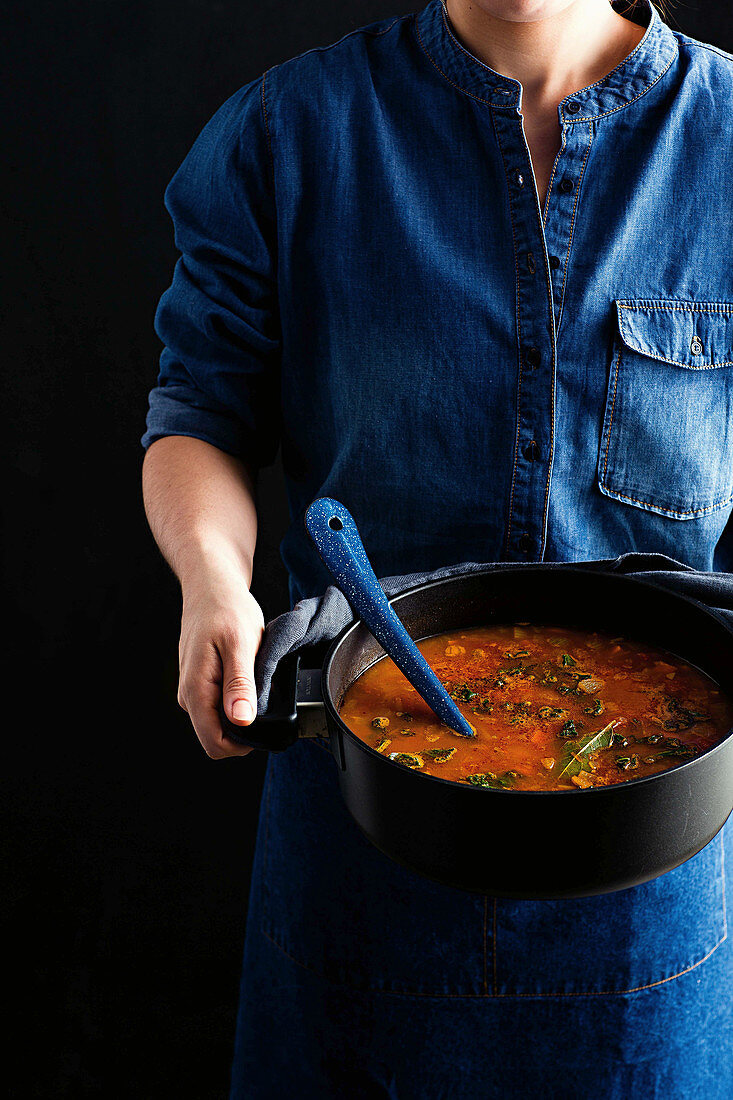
[338, 624, 733, 791]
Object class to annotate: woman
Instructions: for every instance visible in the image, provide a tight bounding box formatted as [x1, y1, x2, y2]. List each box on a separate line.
[142, 0, 733, 1094]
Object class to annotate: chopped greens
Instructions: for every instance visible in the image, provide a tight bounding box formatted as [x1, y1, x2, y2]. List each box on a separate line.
[645, 746, 699, 764]
[584, 698, 604, 716]
[423, 747, 457, 763]
[559, 720, 579, 739]
[388, 752, 423, 769]
[538, 706, 565, 720]
[615, 754, 639, 771]
[450, 684, 478, 702]
[463, 770, 518, 789]
[662, 698, 710, 732]
[560, 654, 577, 668]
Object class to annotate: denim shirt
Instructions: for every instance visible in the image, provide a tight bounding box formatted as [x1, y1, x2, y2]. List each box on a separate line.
[142, 0, 733, 607]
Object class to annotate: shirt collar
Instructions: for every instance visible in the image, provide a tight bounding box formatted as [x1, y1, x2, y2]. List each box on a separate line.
[414, 0, 678, 120]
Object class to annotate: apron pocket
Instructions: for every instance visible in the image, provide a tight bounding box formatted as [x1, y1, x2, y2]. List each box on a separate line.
[493, 829, 727, 997]
[598, 299, 733, 519]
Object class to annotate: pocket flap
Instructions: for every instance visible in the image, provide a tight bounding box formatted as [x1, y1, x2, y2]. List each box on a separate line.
[615, 300, 733, 369]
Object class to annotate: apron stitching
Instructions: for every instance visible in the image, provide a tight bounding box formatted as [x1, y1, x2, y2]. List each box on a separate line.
[259, 923, 727, 998]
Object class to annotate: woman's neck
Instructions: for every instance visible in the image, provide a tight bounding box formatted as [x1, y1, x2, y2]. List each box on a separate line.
[443, 0, 647, 103]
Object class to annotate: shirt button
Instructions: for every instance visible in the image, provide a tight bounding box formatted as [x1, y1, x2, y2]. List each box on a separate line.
[690, 335, 703, 355]
[522, 440, 541, 462]
[525, 346, 541, 368]
[516, 171, 525, 187]
[549, 254, 561, 270]
[566, 100, 582, 114]
[516, 533, 534, 555]
[559, 178, 575, 194]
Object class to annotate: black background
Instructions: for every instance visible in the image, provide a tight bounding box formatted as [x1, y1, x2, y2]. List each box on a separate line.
[6, 1, 731, 1095]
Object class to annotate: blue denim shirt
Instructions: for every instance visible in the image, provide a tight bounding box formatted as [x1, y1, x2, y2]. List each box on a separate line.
[142, 0, 733, 606]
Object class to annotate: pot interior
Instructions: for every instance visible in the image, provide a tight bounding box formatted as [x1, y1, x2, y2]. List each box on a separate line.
[326, 567, 733, 748]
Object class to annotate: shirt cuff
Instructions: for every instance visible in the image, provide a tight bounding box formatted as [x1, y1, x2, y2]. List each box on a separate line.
[141, 383, 256, 462]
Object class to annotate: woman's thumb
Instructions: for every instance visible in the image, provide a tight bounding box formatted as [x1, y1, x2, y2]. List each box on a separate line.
[222, 656, 258, 725]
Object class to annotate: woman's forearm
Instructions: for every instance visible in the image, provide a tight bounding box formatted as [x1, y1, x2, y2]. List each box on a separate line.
[142, 435, 258, 593]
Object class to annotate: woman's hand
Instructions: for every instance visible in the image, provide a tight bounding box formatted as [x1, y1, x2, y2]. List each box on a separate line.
[177, 564, 265, 758]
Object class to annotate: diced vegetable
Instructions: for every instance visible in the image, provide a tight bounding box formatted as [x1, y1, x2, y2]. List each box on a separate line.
[371, 717, 390, 729]
[577, 678, 604, 694]
[571, 772, 595, 789]
[375, 737, 392, 753]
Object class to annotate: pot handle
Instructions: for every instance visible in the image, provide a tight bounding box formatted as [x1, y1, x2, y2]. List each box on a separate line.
[218, 650, 300, 752]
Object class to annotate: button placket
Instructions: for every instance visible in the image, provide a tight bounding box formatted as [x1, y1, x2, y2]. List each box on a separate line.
[492, 106, 557, 563]
[543, 119, 594, 337]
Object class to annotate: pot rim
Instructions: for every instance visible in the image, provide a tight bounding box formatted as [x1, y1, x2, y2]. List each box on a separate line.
[321, 565, 733, 798]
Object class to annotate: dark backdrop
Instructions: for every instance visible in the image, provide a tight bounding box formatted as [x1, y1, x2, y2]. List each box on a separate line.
[6, 1, 731, 1095]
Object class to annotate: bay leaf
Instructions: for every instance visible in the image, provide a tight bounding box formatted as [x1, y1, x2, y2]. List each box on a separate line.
[557, 721, 619, 780]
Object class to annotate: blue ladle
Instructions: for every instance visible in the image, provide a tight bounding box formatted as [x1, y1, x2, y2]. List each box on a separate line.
[305, 497, 476, 738]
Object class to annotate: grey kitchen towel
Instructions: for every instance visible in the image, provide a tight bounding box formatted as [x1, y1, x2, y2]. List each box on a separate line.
[254, 552, 733, 713]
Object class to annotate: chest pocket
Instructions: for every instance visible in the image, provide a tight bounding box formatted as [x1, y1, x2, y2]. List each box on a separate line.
[598, 300, 733, 519]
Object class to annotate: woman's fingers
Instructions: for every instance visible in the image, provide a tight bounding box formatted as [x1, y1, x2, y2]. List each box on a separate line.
[178, 588, 265, 759]
[186, 678, 253, 759]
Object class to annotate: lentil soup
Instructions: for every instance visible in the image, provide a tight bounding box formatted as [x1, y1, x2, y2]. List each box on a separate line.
[338, 624, 733, 791]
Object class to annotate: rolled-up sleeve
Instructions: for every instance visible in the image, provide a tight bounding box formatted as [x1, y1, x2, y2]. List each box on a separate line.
[141, 75, 281, 468]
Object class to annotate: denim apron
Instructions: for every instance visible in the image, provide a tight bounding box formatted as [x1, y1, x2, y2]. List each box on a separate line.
[230, 736, 732, 1098]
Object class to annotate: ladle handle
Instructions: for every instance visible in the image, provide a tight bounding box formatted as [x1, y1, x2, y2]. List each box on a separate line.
[304, 498, 475, 738]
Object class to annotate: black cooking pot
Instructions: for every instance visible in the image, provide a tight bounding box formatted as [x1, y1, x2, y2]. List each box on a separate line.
[223, 566, 733, 899]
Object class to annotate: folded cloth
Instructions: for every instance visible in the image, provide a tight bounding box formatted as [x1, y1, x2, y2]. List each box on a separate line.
[254, 552, 733, 713]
